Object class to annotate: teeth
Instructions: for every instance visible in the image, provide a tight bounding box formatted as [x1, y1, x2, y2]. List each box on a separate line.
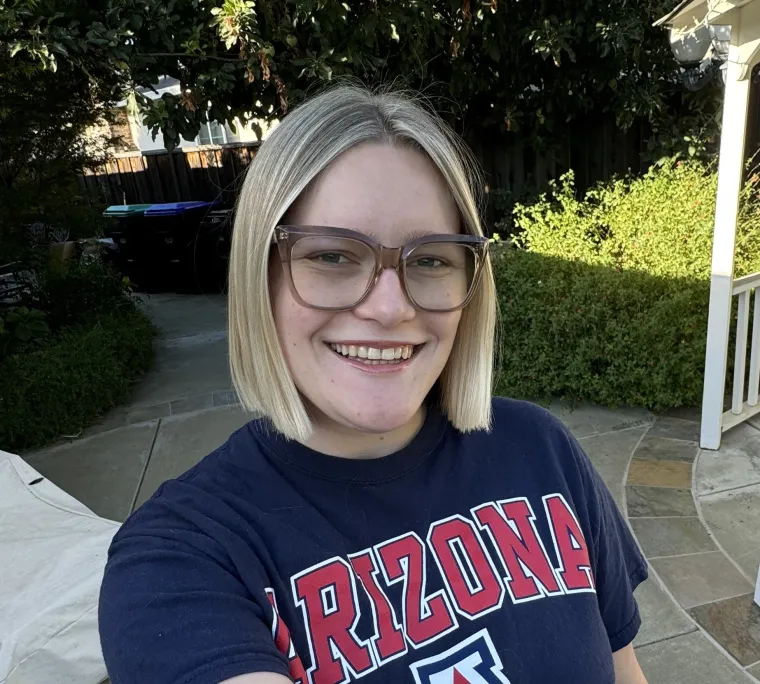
[330, 343, 417, 364]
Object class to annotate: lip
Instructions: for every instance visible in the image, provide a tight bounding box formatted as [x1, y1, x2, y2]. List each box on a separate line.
[324, 340, 424, 348]
[324, 341, 424, 374]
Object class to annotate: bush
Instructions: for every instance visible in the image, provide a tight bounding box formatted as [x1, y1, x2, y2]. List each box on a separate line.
[494, 159, 759, 410]
[512, 160, 760, 279]
[0, 308, 154, 451]
[30, 259, 133, 331]
[493, 250, 709, 410]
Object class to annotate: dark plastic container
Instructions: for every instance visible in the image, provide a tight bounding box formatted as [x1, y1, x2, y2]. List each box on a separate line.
[142, 201, 216, 289]
[195, 207, 234, 291]
[102, 204, 153, 280]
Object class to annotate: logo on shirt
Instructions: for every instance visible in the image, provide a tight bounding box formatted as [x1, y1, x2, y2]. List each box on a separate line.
[409, 629, 511, 684]
[266, 493, 594, 684]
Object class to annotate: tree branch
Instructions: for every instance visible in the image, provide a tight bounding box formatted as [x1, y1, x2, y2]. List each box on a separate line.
[137, 52, 241, 62]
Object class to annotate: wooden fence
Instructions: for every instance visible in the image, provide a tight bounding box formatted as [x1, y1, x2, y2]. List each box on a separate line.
[79, 142, 260, 206]
[80, 114, 649, 210]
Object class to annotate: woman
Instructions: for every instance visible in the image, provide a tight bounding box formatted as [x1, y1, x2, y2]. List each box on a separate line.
[99, 85, 649, 684]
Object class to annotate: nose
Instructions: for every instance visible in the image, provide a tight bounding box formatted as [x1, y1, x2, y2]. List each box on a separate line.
[352, 267, 416, 327]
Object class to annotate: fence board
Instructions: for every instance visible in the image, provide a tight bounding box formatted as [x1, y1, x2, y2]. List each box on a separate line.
[82, 124, 650, 210]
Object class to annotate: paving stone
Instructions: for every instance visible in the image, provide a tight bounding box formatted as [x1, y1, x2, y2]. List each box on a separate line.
[577, 427, 648, 509]
[634, 435, 699, 462]
[24, 422, 158, 522]
[689, 593, 760, 666]
[128, 336, 232, 407]
[170, 393, 214, 415]
[633, 575, 697, 648]
[133, 404, 251, 510]
[213, 389, 240, 407]
[650, 552, 753, 609]
[548, 402, 653, 440]
[696, 423, 760, 495]
[662, 406, 702, 423]
[627, 486, 697, 518]
[635, 631, 751, 684]
[700, 484, 760, 580]
[141, 292, 227, 339]
[126, 401, 171, 424]
[748, 661, 760, 680]
[630, 517, 715, 558]
[627, 458, 693, 489]
[647, 416, 701, 443]
[83, 407, 129, 436]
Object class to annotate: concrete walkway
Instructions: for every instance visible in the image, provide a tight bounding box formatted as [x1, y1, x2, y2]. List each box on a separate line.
[22, 294, 760, 682]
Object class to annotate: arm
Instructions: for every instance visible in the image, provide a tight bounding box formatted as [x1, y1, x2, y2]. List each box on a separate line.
[613, 644, 648, 684]
[220, 675, 292, 684]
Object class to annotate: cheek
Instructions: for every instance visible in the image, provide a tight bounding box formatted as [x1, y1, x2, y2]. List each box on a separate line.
[271, 275, 331, 359]
[432, 311, 462, 353]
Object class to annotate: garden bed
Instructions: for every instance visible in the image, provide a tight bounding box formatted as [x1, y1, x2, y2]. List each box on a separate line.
[0, 260, 155, 451]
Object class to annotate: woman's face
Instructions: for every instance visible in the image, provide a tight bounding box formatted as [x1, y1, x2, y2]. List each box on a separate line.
[270, 143, 463, 435]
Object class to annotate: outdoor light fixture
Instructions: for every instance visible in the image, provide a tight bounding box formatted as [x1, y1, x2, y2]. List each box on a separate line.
[668, 23, 731, 90]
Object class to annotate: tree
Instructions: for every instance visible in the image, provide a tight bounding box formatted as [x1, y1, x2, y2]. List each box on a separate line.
[0, 0, 130, 251]
[3, 0, 720, 164]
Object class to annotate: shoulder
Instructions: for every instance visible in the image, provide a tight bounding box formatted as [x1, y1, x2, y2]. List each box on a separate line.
[456, 397, 588, 490]
[114, 419, 264, 540]
[487, 396, 576, 452]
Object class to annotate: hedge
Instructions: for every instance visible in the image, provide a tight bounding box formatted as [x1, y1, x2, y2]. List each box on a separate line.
[493, 159, 760, 410]
[0, 308, 154, 451]
[493, 250, 710, 410]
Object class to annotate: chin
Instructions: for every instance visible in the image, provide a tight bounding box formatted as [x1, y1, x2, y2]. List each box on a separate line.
[334, 400, 422, 434]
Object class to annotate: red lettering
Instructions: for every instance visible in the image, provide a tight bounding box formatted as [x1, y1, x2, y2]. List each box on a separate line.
[376, 533, 457, 647]
[292, 559, 375, 683]
[427, 516, 504, 618]
[543, 494, 595, 592]
[265, 588, 307, 684]
[473, 499, 562, 602]
[349, 549, 407, 663]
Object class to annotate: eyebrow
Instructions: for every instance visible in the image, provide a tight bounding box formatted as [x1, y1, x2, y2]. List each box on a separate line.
[362, 227, 446, 242]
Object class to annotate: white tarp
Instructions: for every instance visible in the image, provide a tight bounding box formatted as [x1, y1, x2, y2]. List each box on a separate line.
[0, 450, 119, 684]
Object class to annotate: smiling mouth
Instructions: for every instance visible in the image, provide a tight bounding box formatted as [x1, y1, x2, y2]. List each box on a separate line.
[327, 343, 420, 366]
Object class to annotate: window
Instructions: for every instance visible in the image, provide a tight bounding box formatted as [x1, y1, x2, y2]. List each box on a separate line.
[197, 121, 227, 145]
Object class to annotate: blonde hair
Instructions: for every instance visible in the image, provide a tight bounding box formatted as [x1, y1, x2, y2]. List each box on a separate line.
[228, 83, 496, 442]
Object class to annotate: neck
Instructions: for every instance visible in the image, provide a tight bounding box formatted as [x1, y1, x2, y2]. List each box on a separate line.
[304, 406, 427, 459]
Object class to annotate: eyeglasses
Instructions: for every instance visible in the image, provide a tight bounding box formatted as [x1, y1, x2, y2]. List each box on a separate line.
[272, 225, 489, 312]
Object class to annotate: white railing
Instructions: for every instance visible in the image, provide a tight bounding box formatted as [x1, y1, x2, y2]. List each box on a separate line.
[721, 272, 760, 433]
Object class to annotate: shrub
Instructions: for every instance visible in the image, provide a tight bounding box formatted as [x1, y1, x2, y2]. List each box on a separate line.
[493, 250, 709, 410]
[512, 160, 760, 279]
[29, 258, 134, 331]
[494, 159, 758, 410]
[0, 308, 154, 451]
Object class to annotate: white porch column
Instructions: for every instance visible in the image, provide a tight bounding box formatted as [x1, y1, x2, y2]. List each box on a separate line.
[701, 53, 752, 450]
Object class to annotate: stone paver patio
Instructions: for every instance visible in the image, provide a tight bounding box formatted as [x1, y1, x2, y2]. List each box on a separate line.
[21, 294, 760, 683]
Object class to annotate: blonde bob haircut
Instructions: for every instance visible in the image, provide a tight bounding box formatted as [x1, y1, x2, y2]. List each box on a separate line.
[228, 83, 496, 442]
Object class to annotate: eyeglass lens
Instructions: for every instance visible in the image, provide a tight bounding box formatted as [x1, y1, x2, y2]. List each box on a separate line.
[289, 235, 478, 310]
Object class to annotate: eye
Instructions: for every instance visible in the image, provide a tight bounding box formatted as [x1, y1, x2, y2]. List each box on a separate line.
[310, 252, 353, 265]
[410, 256, 448, 269]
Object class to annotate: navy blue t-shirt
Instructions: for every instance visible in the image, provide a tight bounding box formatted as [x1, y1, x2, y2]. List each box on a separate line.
[99, 398, 647, 684]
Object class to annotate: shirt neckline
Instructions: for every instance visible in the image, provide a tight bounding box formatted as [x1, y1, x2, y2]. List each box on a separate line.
[248, 406, 449, 484]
